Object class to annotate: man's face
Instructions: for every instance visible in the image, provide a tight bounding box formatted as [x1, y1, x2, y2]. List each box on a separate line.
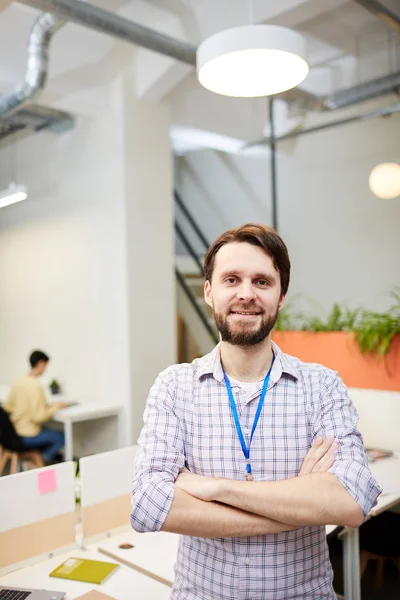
[36, 360, 48, 376]
[204, 242, 285, 346]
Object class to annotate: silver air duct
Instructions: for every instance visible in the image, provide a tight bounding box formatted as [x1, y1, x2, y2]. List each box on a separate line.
[19, 0, 197, 66]
[0, 12, 65, 119]
[325, 70, 400, 110]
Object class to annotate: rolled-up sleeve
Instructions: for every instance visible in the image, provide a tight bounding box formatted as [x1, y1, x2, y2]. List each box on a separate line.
[131, 367, 185, 533]
[312, 370, 382, 516]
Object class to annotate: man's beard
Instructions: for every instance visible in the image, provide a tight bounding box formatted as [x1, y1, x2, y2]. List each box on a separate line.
[213, 304, 279, 347]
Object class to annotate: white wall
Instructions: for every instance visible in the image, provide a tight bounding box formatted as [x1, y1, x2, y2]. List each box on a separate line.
[175, 111, 400, 313]
[0, 70, 176, 444]
[0, 110, 132, 442]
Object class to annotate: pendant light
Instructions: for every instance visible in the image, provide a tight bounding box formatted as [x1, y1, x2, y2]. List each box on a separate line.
[197, 18, 309, 98]
[369, 162, 400, 200]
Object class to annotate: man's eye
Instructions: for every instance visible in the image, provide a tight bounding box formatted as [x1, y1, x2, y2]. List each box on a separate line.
[225, 277, 237, 284]
[257, 279, 268, 286]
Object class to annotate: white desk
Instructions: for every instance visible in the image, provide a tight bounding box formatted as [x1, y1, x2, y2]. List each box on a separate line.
[0, 546, 171, 600]
[51, 404, 122, 461]
[97, 529, 179, 587]
[340, 454, 400, 600]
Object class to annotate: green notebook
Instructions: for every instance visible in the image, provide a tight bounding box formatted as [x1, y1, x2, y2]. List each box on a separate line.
[49, 557, 119, 584]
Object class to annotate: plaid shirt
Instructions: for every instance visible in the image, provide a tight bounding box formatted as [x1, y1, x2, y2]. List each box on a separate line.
[131, 343, 381, 600]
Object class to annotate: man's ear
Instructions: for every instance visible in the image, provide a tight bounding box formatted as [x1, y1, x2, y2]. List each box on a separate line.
[278, 294, 286, 312]
[204, 280, 213, 308]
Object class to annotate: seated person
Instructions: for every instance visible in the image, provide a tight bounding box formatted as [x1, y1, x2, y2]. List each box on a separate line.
[4, 350, 68, 464]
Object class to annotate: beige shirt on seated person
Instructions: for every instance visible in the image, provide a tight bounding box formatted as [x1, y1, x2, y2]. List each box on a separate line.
[4, 375, 59, 437]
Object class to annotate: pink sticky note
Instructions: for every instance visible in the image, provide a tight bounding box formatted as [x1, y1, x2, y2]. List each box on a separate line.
[37, 468, 57, 494]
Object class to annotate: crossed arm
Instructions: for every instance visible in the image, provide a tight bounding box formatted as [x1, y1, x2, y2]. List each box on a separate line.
[161, 437, 364, 538]
[132, 373, 378, 539]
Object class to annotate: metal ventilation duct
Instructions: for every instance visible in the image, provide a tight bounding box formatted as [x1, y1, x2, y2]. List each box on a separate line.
[354, 0, 400, 33]
[0, 104, 73, 147]
[0, 12, 65, 118]
[19, 0, 197, 65]
[324, 70, 400, 110]
[244, 101, 400, 149]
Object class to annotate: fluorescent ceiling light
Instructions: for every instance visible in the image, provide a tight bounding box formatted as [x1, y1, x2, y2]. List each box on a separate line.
[0, 183, 28, 208]
[197, 25, 309, 98]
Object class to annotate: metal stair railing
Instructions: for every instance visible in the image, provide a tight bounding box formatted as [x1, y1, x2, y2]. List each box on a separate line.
[174, 190, 218, 345]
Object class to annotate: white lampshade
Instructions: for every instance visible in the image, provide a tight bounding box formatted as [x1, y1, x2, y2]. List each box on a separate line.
[369, 162, 400, 200]
[197, 25, 309, 98]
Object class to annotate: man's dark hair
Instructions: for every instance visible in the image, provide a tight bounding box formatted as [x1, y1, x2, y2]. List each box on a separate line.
[204, 223, 291, 297]
[29, 350, 50, 368]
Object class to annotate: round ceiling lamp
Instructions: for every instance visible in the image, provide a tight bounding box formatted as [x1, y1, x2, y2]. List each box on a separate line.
[196, 25, 309, 98]
[369, 162, 400, 200]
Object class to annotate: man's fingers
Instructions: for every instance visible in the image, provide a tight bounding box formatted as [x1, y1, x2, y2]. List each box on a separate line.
[299, 436, 338, 476]
[313, 436, 335, 460]
[315, 444, 338, 472]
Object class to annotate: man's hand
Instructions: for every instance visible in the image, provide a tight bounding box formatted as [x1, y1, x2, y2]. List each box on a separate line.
[175, 469, 222, 502]
[55, 401, 69, 410]
[298, 436, 338, 476]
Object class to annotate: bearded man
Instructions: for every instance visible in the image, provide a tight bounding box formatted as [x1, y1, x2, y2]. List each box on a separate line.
[131, 223, 380, 600]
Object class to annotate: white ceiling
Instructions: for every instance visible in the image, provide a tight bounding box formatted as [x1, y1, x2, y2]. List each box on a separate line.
[0, 0, 398, 95]
[0, 0, 399, 152]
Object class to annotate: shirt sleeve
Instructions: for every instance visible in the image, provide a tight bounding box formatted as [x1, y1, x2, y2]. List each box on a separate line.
[312, 370, 382, 516]
[131, 368, 185, 533]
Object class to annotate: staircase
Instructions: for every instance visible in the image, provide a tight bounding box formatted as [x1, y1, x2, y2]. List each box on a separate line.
[174, 191, 218, 362]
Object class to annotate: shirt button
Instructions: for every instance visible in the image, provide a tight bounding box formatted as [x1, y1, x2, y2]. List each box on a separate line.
[244, 558, 250, 565]
[244, 427, 249, 434]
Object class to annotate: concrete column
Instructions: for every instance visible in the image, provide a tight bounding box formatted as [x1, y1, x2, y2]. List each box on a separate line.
[121, 75, 176, 443]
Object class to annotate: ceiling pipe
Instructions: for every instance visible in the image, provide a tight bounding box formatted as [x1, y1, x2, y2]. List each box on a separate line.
[12, 0, 400, 117]
[325, 70, 400, 110]
[0, 12, 65, 119]
[19, 0, 197, 65]
[354, 0, 400, 34]
[244, 102, 400, 149]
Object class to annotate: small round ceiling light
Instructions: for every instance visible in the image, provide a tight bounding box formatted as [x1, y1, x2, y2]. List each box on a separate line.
[197, 25, 309, 98]
[369, 162, 400, 200]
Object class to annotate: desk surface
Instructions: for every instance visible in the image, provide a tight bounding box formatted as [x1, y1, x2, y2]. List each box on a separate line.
[52, 404, 122, 424]
[0, 547, 171, 600]
[97, 530, 179, 587]
[368, 453, 400, 516]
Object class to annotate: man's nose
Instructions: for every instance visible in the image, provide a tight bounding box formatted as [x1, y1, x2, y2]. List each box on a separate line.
[237, 281, 256, 301]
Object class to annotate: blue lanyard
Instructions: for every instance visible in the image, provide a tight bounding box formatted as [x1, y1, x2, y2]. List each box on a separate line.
[223, 355, 275, 481]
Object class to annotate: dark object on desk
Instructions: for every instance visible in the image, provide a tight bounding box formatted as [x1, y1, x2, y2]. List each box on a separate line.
[0, 586, 65, 600]
[118, 543, 134, 549]
[0, 406, 44, 474]
[366, 448, 394, 463]
[49, 379, 62, 395]
[360, 511, 400, 595]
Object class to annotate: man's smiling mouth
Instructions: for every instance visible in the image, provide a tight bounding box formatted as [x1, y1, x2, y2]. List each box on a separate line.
[231, 311, 261, 316]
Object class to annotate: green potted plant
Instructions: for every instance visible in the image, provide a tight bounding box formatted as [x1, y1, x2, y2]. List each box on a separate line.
[49, 379, 62, 395]
[273, 290, 400, 390]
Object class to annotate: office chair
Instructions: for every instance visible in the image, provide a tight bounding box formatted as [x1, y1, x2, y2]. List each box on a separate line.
[360, 511, 400, 595]
[0, 406, 44, 475]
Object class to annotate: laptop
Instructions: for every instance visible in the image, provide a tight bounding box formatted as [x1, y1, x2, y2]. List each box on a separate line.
[0, 587, 65, 600]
